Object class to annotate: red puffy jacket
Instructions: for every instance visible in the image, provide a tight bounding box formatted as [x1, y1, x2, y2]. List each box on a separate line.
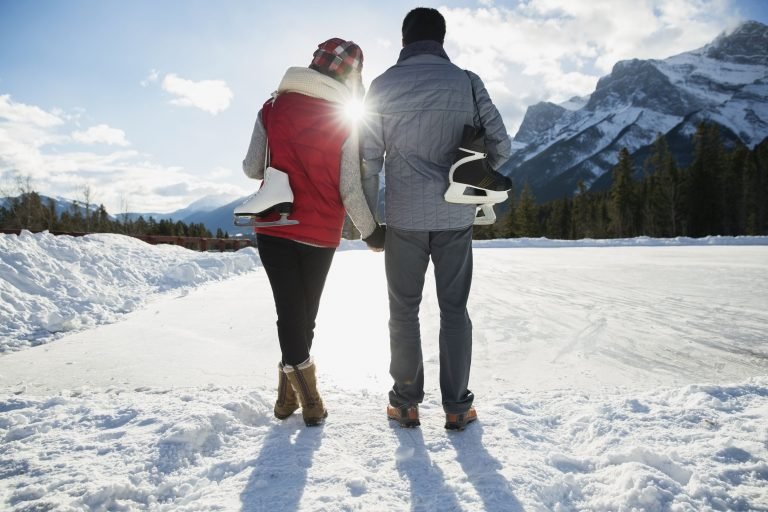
[256, 93, 350, 247]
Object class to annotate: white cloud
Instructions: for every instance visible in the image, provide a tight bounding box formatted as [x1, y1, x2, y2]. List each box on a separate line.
[211, 166, 233, 180]
[72, 124, 130, 146]
[161, 73, 233, 115]
[441, 0, 740, 134]
[0, 94, 63, 128]
[0, 96, 248, 214]
[140, 69, 159, 88]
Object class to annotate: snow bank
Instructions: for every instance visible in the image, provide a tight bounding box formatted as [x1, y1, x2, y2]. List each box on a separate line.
[0, 231, 260, 352]
[0, 231, 766, 510]
[0, 380, 765, 511]
[3, 232, 765, 352]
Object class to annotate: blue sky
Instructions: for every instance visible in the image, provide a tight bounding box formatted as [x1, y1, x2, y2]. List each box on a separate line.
[1, 0, 767, 214]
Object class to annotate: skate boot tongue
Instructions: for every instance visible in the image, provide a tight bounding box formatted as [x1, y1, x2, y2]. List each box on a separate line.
[459, 125, 487, 153]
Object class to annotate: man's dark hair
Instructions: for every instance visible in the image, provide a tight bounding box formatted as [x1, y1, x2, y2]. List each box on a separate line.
[402, 7, 446, 45]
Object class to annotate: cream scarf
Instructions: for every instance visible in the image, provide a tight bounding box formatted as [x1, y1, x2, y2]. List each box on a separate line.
[276, 67, 352, 104]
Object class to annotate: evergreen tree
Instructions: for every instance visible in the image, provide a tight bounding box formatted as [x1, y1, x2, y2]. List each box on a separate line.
[515, 183, 539, 237]
[0, 206, 10, 227]
[544, 198, 570, 239]
[720, 144, 747, 235]
[609, 148, 635, 237]
[497, 188, 517, 239]
[659, 140, 681, 236]
[13, 191, 48, 231]
[58, 211, 73, 232]
[69, 201, 84, 232]
[594, 195, 611, 238]
[571, 181, 589, 239]
[751, 139, 768, 234]
[45, 197, 57, 231]
[641, 135, 679, 237]
[742, 153, 760, 235]
[94, 205, 111, 232]
[132, 216, 148, 235]
[687, 124, 724, 236]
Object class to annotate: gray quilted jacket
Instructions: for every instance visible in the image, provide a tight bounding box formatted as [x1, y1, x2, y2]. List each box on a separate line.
[361, 41, 512, 231]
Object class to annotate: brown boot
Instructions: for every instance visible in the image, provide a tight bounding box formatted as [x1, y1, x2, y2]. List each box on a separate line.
[284, 357, 327, 427]
[445, 406, 477, 431]
[387, 404, 420, 428]
[274, 362, 299, 420]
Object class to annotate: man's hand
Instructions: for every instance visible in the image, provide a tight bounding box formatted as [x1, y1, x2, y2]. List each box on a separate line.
[363, 224, 386, 252]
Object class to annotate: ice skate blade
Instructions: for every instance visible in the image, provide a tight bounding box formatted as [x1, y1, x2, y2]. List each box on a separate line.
[444, 182, 508, 205]
[473, 204, 497, 225]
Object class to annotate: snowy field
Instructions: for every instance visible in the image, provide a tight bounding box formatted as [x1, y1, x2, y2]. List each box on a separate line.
[0, 231, 767, 511]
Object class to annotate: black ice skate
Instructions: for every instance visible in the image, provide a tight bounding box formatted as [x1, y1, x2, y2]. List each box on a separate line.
[444, 125, 512, 225]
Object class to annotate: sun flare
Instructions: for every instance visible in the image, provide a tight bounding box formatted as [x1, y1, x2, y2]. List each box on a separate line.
[344, 98, 366, 121]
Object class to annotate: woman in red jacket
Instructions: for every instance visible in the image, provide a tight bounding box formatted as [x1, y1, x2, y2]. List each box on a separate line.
[242, 38, 384, 427]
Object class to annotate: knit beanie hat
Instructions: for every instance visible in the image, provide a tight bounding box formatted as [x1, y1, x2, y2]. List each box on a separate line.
[309, 38, 364, 83]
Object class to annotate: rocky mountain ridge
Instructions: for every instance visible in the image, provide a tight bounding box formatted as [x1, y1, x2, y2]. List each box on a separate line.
[504, 20, 768, 202]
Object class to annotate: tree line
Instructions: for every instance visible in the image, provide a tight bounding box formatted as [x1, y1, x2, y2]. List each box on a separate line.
[475, 124, 768, 239]
[0, 186, 213, 238]
[4, 123, 766, 241]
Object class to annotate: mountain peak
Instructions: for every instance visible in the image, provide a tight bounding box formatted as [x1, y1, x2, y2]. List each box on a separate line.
[705, 19, 768, 65]
[730, 19, 767, 34]
[185, 193, 239, 212]
[514, 101, 567, 143]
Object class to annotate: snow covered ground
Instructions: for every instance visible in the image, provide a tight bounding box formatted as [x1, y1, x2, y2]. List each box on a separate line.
[0, 231, 767, 511]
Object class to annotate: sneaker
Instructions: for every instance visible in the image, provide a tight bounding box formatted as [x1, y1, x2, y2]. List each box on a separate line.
[445, 406, 477, 431]
[387, 404, 420, 428]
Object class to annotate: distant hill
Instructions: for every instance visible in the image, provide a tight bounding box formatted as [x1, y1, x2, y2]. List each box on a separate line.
[183, 197, 253, 236]
[125, 194, 252, 236]
[1, 194, 90, 216]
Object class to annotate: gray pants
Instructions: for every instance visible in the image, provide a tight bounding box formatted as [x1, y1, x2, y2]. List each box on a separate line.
[385, 226, 474, 414]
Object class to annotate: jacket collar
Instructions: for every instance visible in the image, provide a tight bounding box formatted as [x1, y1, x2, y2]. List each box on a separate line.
[397, 40, 450, 63]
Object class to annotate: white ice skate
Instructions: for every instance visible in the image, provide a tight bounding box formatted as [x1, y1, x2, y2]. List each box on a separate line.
[233, 167, 299, 227]
[444, 126, 512, 225]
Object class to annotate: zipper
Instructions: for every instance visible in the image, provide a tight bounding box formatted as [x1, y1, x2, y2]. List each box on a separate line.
[294, 368, 315, 407]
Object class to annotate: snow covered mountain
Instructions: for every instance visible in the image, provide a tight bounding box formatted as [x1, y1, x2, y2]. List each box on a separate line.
[126, 193, 251, 234]
[125, 193, 237, 221]
[182, 196, 253, 235]
[156, 193, 255, 235]
[166, 193, 239, 220]
[504, 20, 768, 202]
[1, 191, 252, 236]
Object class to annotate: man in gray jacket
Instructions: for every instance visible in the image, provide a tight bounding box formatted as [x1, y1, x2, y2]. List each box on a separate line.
[362, 7, 512, 430]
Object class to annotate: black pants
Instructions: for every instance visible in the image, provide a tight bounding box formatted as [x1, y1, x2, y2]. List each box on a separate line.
[257, 234, 335, 366]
